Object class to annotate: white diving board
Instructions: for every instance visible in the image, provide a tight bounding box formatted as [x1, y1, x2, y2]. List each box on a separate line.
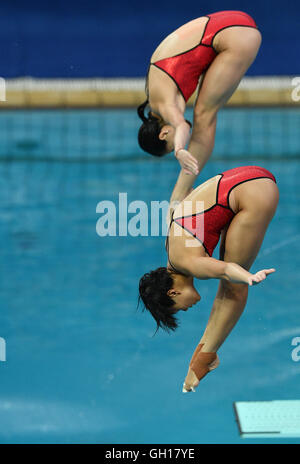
[233, 400, 300, 438]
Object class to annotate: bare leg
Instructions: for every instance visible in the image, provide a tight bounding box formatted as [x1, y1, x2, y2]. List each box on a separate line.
[191, 28, 262, 173]
[170, 28, 262, 204]
[199, 179, 279, 352]
[199, 280, 248, 352]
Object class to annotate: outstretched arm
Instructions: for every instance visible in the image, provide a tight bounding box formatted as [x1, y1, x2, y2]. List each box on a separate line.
[187, 256, 275, 285]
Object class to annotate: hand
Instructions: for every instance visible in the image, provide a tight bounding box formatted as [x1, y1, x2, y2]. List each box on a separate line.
[248, 268, 276, 286]
[175, 149, 199, 176]
[182, 352, 220, 393]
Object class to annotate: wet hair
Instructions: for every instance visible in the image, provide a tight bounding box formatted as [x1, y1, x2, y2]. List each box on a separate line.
[137, 100, 168, 157]
[138, 267, 179, 334]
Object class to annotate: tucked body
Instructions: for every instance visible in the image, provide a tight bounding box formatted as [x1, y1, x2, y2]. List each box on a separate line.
[139, 166, 279, 392]
[137, 11, 262, 206]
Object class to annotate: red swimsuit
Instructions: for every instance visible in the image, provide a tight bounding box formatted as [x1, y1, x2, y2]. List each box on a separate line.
[149, 10, 258, 102]
[166, 166, 276, 267]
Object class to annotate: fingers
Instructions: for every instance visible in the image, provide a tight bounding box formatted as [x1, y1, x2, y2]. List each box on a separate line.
[183, 163, 198, 176]
[178, 150, 199, 175]
[188, 159, 199, 175]
[183, 168, 194, 175]
[249, 268, 276, 286]
[254, 272, 266, 283]
[250, 274, 264, 285]
[189, 157, 199, 171]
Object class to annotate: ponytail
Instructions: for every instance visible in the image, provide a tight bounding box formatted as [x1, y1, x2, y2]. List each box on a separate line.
[137, 99, 149, 123]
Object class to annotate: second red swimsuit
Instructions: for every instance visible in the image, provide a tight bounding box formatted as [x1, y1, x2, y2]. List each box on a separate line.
[167, 166, 276, 263]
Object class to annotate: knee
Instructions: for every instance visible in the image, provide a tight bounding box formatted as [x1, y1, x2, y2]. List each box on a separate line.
[192, 108, 217, 139]
[220, 280, 248, 300]
[193, 104, 217, 123]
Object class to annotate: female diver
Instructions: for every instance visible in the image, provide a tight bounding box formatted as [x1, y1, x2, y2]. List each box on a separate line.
[138, 166, 279, 392]
[137, 11, 261, 207]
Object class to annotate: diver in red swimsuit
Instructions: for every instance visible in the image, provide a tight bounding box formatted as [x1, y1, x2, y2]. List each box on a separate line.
[139, 165, 279, 392]
[137, 11, 261, 207]
[148, 11, 257, 105]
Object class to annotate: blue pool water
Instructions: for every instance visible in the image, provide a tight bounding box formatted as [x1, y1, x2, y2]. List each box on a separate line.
[0, 108, 299, 444]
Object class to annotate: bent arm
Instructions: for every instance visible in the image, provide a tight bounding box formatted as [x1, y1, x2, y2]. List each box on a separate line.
[169, 116, 217, 205]
[157, 103, 192, 154]
[187, 257, 253, 283]
[187, 257, 275, 286]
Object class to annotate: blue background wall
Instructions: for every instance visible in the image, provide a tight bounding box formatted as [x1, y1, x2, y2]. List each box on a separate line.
[1, 1, 299, 78]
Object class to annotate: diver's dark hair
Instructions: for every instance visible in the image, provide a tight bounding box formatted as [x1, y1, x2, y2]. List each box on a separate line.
[138, 267, 179, 334]
[137, 100, 168, 157]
